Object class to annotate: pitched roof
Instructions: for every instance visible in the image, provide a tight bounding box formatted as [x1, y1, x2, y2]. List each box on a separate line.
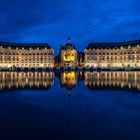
[86, 40, 140, 49]
[0, 41, 52, 49]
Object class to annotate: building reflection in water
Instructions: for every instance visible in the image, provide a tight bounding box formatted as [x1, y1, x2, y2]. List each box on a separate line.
[0, 71, 140, 92]
[84, 72, 140, 90]
[0, 72, 54, 90]
[60, 72, 78, 95]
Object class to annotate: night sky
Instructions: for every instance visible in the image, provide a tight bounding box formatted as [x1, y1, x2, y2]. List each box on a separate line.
[0, 0, 140, 55]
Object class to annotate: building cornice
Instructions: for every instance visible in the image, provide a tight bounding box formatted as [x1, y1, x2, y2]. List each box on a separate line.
[86, 40, 140, 49]
[0, 41, 52, 49]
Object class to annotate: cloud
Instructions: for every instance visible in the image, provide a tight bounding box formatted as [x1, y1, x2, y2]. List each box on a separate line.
[0, 0, 139, 54]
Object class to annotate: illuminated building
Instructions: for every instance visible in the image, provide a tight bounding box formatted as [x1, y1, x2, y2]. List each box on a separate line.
[0, 42, 54, 68]
[60, 37, 78, 67]
[84, 40, 140, 69]
[1, 39, 140, 69]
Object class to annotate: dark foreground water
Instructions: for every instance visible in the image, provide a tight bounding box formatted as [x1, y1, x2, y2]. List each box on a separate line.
[0, 71, 140, 140]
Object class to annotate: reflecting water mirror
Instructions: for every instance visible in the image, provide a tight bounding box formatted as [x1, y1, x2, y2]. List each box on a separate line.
[0, 71, 140, 92]
[0, 72, 54, 90]
[0, 71, 140, 140]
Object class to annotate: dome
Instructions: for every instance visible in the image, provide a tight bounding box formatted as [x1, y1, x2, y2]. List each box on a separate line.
[61, 37, 76, 50]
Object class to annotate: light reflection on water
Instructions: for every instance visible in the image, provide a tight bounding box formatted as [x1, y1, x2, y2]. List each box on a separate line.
[0, 71, 140, 140]
[0, 71, 140, 92]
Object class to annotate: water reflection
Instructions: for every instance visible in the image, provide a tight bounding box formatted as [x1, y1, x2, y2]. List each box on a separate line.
[0, 71, 140, 91]
[84, 72, 140, 90]
[0, 72, 54, 90]
[60, 72, 78, 95]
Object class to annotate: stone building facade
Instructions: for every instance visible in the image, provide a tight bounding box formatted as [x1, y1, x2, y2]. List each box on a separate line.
[60, 37, 78, 67]
[1, 39, 140, 69]
[84, 40, 140, 69]
[0, 42, 54, 68]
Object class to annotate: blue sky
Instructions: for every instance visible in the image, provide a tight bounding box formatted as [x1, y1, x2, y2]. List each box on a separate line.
[0, 0, 140, 54]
